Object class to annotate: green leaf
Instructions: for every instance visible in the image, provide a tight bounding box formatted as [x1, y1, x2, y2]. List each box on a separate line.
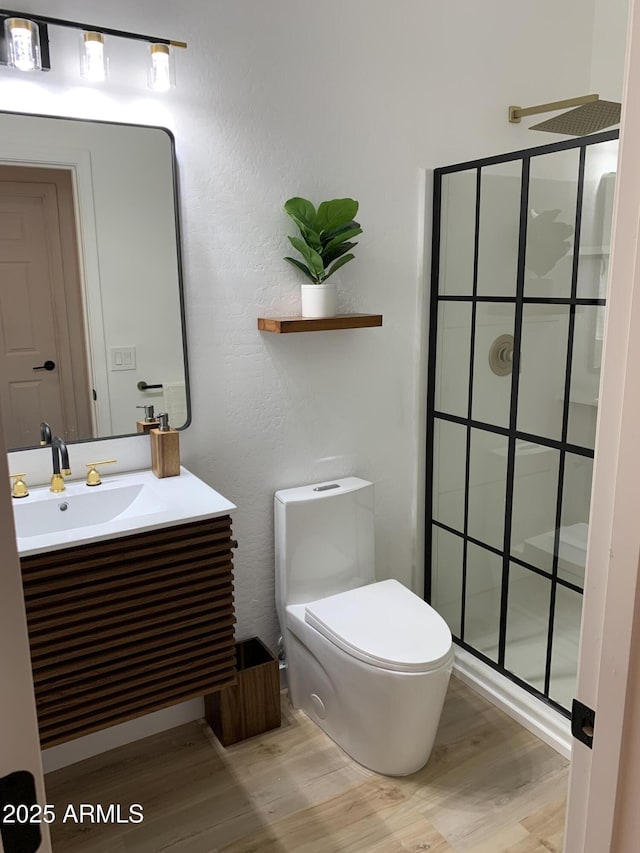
[322, 219, 361, 243]
[284, 197, 317, 232]
[288, 236, 325, 278]
[316, 198, 359, 233]
[301, 227, 322, 251]
[323, 226, 362, 253]
[322, 242, 356, 266]
[284, 256, 319, 283]
[323, 253, 355, 280]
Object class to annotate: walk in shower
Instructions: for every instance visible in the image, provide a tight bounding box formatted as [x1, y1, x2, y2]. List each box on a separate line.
[426, 130, 618, 715]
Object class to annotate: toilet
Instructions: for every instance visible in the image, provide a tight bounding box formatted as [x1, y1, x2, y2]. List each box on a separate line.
[274, 476, 454, 776]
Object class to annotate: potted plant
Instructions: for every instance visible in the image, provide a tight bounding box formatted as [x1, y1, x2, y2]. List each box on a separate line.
[283, 196, 363, 318]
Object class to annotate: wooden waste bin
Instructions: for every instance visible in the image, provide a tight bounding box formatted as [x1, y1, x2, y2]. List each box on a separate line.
[205, 637, 281, 746]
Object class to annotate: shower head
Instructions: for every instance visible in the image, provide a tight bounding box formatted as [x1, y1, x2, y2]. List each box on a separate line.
[529, 100, 621, 135]
[508, 94, 621, 136]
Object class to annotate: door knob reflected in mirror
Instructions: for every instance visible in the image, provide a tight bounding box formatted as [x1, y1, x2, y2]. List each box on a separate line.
[32, 360, 56, 371]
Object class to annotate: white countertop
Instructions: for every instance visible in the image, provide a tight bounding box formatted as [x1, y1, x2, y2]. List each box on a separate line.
[13, 466, 236, 557]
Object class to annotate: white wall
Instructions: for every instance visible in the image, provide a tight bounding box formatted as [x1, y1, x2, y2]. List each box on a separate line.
[0, 0, 602, 658]
[591, 0, 631, 96]
[2, 1, 630, 780]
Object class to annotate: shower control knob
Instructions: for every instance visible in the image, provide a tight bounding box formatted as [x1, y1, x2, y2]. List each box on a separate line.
[489, 335, 515, 377]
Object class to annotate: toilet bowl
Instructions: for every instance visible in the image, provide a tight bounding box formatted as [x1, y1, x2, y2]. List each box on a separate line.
[274, 477, 454, 776]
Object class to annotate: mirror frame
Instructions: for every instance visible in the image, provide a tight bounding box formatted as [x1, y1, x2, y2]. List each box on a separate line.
[0, 110, 191, 451]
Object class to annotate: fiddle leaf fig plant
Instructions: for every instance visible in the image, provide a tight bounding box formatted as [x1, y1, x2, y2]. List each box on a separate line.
[283, 196, 363, 283]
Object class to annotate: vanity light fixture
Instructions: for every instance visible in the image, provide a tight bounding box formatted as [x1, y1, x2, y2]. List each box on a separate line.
[149, 43, 172, 92]
[0, 8, 186, 89]
[80, 31, 107, 83]
[3, 16, 46, 71]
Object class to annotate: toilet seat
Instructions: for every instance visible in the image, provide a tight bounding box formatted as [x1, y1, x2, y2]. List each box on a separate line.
[304, 579, 453, 674]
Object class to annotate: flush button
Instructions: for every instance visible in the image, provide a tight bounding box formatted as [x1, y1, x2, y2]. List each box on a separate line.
[310, 693, 326, 719]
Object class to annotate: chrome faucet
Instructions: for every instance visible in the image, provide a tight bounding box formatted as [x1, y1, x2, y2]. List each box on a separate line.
[50, 435, 71, 493]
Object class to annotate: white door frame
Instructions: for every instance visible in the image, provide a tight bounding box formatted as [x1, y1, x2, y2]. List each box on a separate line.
[564, 0, 640, 847]
[0, 413, 51, 853]
[0, 142, 112, 437]
[0, 166, 94, 446]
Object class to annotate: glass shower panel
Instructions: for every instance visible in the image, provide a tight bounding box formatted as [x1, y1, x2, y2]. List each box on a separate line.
[431, 527, 463, 637]
[559, 454, 593, 587]
[577, 140, 617, 299]
[471, 302, 515, 429]
[429, 132, 616, 716]
[517, 304, 570, 441]
[567, 305, 601, 449]
[505, 563, 550, 694]
[576, 252, 609, 303]
[476, 160, 522, 297]
[432, 419, 467, 532]
[549, 584, 583, 709]
[511, 443, 560, 573]
[467, 428, 508, 551]
[440, 169, 476, 296]
[434, 301, 472, 418]
[465, 543, 502, 661]
[525, 149, 579, 299]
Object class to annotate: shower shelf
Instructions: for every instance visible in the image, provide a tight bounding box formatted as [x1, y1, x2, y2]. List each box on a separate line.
[578, 244, 610, 256]
[489, 442, 554, 457]
[257, 314, 383, 333]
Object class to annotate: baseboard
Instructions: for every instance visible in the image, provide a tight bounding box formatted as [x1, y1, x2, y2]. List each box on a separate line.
[42, 698, 204, 773]
[453, 647, 572, 760]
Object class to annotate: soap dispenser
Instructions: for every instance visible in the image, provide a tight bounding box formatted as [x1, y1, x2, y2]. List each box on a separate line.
[150, 412, 180, 478]
[136, 404, 160, 433]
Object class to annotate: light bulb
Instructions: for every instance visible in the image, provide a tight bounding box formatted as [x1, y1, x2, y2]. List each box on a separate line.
[81, 32, 107, 82]
[149, 43, 172, 92]
[5, 18, 41, 72]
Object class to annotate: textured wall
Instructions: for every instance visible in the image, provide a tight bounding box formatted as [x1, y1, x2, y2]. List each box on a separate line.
[4, 0, 608, 659]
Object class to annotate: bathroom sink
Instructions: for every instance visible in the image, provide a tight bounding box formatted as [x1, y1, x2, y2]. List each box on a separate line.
[12, 467, 236, 556]
[13, 482, 150, 537]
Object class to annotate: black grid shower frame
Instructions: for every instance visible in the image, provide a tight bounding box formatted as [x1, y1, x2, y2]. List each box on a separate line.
[425, 129, 618, 719]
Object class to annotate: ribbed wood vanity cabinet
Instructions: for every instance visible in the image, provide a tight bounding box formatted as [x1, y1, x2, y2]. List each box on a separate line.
[19, 516, 237, 748]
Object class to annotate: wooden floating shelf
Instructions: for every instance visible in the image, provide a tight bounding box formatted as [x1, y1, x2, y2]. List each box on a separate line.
[257, 314, 383, 334]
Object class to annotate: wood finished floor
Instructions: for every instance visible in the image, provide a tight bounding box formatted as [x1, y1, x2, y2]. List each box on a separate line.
[45, 677, 569, 852]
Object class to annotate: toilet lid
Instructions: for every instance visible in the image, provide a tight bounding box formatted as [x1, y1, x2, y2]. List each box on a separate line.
[304, 579, 453, 673]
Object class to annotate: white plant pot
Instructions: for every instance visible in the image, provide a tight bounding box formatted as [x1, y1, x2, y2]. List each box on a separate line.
[300, 282, 337, 318]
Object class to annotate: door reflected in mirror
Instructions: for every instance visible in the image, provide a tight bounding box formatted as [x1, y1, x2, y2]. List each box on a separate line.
[0, 111, 190, 451]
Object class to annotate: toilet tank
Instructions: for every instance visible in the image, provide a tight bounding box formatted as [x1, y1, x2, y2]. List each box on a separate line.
[274, 478, 375, 615]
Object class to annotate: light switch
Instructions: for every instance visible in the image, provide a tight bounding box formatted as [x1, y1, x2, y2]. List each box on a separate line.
[111, 346, 137, 371]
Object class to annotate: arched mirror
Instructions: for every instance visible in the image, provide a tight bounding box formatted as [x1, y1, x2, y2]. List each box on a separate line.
[0, 110, 190, 451]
